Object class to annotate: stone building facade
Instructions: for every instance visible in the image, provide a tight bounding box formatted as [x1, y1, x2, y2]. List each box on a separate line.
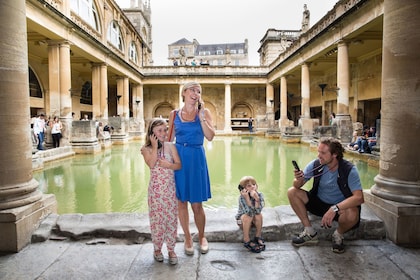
[168, 38, 249, 66]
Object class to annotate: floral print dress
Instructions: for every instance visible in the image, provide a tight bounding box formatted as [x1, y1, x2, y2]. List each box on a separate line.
[148, 142, 178, 252]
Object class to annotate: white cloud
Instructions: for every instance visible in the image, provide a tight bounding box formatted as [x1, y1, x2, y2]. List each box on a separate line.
[116, 0, 338, 65]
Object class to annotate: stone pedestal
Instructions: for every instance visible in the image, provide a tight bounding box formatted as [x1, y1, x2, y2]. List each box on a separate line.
[109, 116, 129, 144]
[333, 114, 353, 143]
[0, 194, 57, 252]
[71, 120, 101, 153]
[364, 191, 420, 246]
[298, 117, 319, 141]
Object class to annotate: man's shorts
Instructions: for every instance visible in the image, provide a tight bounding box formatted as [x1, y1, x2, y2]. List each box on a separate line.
[305, 191, 361, 229]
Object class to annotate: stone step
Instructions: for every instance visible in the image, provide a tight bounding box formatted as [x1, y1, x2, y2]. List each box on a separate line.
[32, 205, 386, 244]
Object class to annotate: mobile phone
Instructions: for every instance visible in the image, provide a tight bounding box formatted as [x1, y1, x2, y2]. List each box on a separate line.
[198, 102, 202, 110]
[292, 160, 300, 171]
[150, 133, 162, 149]
[238, 184, 244, 191]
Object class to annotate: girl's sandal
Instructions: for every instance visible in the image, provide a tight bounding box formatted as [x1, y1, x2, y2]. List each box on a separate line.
[243, 240, 262, 253]
[255, 237, 266, 251]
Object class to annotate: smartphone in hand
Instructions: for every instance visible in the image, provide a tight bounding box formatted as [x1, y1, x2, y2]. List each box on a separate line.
[292, 160, 300, 171]
[150, 133, 162, 149]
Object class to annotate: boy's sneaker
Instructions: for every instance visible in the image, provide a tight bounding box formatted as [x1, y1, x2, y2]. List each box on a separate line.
[292, 230, 319, 247]
[332, 232, 345, 253]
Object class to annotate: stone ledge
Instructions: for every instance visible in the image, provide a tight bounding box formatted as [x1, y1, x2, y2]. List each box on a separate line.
[31, 204, 386, 244]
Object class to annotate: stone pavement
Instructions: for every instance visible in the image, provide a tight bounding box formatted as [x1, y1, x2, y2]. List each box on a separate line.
[1, 206, 419, 280]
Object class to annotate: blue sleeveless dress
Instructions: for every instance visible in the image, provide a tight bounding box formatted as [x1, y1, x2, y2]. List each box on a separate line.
[174, 111, 212, 203]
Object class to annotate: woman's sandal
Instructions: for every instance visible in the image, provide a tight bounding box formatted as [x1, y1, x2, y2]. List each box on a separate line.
[243, 240, 262, 253]
[254, 237, 266, 251]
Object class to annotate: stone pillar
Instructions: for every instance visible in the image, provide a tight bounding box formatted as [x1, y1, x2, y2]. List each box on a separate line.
[48, 43, 60, 117]
[0, 0, 56, 252]
[266, 83, 274, 128]
[335, 40, 352, 143]
[301, 63, 310, 118]
[100, 64, 108, 119]
[123, 77, 129, 120]
[59, 42, 72, 146]
[178, 84, 184, 108]
[224, 83, 232, 132]
[299, 63, 314, 140]
[279, 76, 291, 128]
[129, 84, 144, 137]
[92, 63, 108, 120]
[116, 77, 124, 116]
[92, 64, 101, 119]
[365, 0, 420, 246]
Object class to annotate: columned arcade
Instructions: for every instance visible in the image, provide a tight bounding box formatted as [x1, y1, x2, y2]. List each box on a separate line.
[0, 0, 419, 252]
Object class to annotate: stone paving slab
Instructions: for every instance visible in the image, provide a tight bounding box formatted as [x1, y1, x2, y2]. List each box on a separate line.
[1, 239, 419, 280]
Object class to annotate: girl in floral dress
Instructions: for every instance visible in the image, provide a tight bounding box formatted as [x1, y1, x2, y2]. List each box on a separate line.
[141, 118, 181, 265]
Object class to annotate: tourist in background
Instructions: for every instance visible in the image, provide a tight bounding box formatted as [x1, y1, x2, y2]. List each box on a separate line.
[33, 113, 46, 150]
[329, 112, 336, 125]
[168, 81, 215, 255]
[51, 116, 62, 148]
[141, 118, 181, 265]
[235, 176, 266, 253]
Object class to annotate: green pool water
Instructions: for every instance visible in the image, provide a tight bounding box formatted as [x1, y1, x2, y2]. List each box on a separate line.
[33, 136, 379, 214]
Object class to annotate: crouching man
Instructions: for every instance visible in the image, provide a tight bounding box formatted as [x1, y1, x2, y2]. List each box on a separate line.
[287, 137, 364, 253]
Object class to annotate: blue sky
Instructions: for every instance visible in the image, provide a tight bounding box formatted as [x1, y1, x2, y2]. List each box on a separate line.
[116, 0, 338, 65]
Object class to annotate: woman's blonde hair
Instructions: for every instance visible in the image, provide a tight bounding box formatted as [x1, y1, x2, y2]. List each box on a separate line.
[181, 81, 202, 101]
[238, 176, 257, 188]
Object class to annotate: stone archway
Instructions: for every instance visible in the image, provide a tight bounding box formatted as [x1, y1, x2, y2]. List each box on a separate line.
[153, 102, 174, 119]
[232, 102, 254, 118]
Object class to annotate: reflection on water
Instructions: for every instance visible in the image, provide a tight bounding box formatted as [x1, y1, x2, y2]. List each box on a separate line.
[33, 136, 379, 214]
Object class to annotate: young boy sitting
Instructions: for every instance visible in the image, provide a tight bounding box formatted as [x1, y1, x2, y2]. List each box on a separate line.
[235, 176, 265, 253]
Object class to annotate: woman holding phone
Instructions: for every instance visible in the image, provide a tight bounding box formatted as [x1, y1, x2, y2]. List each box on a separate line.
[167, 81, 215, 256]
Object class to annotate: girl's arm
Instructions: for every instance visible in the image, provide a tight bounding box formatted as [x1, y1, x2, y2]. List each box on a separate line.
[140, 145, 158, 168]
[158, 144, 182, 170]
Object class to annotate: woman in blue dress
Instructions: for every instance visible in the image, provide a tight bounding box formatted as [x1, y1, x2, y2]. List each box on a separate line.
[168, 81, 215, 256]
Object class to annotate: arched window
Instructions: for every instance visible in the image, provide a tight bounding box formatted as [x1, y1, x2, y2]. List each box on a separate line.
[107, 21, 123, 51]
[29, 67, 42, 98]
[129, 41, 138, 64]
[80, 81, 92, 105]
[70, 0, 100, 32]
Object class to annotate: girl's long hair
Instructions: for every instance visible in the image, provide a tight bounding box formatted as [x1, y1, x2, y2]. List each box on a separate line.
[144, 118, 167, 147]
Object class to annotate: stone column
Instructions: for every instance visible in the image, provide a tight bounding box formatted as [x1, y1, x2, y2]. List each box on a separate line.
[92, 63, 108, 120]
[365, 0, 420, 246]
[116, 77, 124, 116]
[130, 84, 144, 136]
[299, 63, 314, 140]
[48, 43, 60, 117]
[100, 64, 108, 119]
[92, 64, 101, 119]
[178, 83, 184, 108]
[335, 40, 352, 143]
[301, 63, 310, 118]
[0, 0, 56, 252]
[224, 82, 232, 133]
[59, 41, 72, 146]
[266, 83, 274, 128]
[279, 76, 290, 128]
[123, 77, 129, 120]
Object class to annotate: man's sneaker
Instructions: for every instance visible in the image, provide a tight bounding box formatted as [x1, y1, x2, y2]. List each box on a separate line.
[332, 232, 345, 253]
[292, 230, 319, 247]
